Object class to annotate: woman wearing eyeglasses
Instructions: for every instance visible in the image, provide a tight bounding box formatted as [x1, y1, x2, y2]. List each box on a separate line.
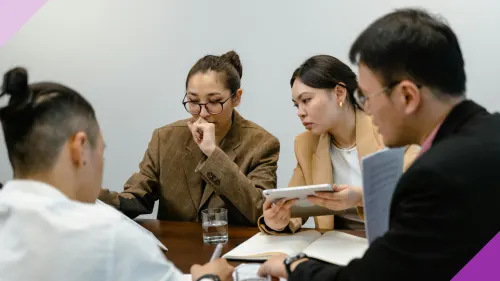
[258, 55, 420, 234]
[99, 51, 280, 225]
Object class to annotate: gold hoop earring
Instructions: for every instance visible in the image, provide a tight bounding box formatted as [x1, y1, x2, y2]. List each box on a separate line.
[339, 101, 343, 108]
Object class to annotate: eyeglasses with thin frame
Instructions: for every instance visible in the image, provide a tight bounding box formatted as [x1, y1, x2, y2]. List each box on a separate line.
[182, 92, 236, 115]
[353, 81, 401, 110]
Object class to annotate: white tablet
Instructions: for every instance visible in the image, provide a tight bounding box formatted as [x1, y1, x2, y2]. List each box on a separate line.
[263, 184, 338, 218]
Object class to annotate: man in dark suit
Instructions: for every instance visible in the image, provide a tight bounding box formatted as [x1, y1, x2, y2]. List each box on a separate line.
[258, 8, 500, 281]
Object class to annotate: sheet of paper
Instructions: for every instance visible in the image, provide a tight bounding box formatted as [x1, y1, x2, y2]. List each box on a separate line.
[181, 274, 191, 281]
[223, 230, 321, 260]
[361, 147, 405, 244]
[302, 231, 369, 266]
[95, 200, 167, 251]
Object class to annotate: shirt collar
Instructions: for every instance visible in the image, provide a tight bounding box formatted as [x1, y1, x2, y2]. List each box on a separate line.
[419, 122, 443, 156]
[1, 179, 70, 201]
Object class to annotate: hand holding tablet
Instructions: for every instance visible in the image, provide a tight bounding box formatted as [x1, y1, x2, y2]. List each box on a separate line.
[262, 184, 334, 203]
[262, 184, 339, 222]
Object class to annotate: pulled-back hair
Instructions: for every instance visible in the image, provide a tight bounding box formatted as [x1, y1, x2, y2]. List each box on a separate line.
[0, 67, 99, 175]
[291, 55, 358, 107]
[186, 50, 243, 93]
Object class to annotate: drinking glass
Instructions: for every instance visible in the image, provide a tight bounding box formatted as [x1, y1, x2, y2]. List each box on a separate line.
[201, 208, 228, 244]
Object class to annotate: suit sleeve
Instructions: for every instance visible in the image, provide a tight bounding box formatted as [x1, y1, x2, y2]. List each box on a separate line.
[258, 139, 307, 234]
[195, 137, 280, 224]
[99, 129, 161, 219]
[290, 169, 465, 281]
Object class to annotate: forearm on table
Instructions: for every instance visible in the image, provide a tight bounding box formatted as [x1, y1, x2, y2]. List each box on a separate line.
[290, 259, 343, 281]
[118, 194, 157, 219]
[257, 216, 304, 235]
[99, 189, 155, 219]
[99, 182, 159, 219]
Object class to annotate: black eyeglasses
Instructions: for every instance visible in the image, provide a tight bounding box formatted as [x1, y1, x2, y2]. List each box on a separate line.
[182, 92, 235, 115]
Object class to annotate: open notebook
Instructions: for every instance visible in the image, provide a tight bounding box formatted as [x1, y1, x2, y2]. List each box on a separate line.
[223, 230, 368, 266]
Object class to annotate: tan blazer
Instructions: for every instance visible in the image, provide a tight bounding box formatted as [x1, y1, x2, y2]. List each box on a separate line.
[99, 110, 280, 225]
[258, 109, 420, 233]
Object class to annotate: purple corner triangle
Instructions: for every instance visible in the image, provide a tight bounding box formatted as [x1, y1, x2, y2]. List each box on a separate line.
[451, 231, 500, 281]
[0, 0, 49, 46]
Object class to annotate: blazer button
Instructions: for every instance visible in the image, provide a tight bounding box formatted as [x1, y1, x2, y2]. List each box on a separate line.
[207, 172, 215, 180]
[215, 179, 221, 185]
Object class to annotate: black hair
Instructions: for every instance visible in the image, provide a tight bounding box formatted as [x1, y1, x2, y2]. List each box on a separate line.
[0, 67, 99, 175]
[349, 8, 466, 97]
[290, 55, 358, 107]
[186, 50, 243, 93]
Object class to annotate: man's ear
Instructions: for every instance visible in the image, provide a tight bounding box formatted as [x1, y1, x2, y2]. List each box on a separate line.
[396, 80, 421, 115]
[69, 132, 88, 167]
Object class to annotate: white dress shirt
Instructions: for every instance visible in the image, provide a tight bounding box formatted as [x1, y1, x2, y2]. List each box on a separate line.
[0, 180, 185, 281]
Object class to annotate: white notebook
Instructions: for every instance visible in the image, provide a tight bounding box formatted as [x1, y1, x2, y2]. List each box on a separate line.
[223, 230, 368, 266]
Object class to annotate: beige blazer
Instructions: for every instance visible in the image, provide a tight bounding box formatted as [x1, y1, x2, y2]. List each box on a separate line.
[99, 110, 280, 225]
[258, 109, 420, 233]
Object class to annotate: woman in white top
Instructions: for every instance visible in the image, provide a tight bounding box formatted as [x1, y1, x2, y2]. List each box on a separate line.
[258, 55, 419, 233]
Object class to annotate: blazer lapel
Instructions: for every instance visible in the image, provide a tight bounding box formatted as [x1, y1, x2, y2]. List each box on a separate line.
[315, 110, 382, 229]
[182, 136, 204, 211]
[198, 110, 242, 209]
[312, 133, 334, 185]
[312, 132, 335, 229]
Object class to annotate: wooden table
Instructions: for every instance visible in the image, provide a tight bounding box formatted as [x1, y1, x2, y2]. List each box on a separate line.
[138, 219, 366, 273]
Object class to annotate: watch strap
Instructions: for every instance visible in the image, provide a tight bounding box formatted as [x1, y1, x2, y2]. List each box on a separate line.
[196, 273, 221, 281]
[284, 252, 308, 276]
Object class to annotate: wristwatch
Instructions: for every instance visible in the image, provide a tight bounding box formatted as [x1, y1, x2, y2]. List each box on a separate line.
[284, 252, 308, 276]
[196, 274, 220, 281]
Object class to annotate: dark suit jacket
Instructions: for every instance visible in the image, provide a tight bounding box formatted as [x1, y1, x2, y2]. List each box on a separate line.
[99, 110, 280, 225]
[291, 100, 500, 281]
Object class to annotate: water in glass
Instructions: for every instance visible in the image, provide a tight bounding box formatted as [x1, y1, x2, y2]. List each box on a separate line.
[202, 208, 228, 244]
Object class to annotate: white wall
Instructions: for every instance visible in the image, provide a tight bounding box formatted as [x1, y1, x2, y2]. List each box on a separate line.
[1, 0, 499, 199]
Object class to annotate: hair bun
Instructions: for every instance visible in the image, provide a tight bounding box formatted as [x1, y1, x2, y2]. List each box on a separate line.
[2, 67, 29, 98]
[221, 50, 243, 79]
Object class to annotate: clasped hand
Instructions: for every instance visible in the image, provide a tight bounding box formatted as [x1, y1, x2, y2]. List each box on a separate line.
[187, 117, 217, 156]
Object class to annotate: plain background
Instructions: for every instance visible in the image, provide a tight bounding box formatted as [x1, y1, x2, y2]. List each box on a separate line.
[1, 0, 499, 220]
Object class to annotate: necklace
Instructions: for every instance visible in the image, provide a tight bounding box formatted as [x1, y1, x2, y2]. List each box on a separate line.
[331, 136, 356, 150]
[331, 110, 357, 151]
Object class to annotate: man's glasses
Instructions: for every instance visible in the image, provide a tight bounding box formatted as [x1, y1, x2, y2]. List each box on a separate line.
[353, 81, 401, 110]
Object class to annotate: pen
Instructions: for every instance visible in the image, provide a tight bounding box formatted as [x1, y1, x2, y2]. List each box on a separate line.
[210, 243, 224, 262]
